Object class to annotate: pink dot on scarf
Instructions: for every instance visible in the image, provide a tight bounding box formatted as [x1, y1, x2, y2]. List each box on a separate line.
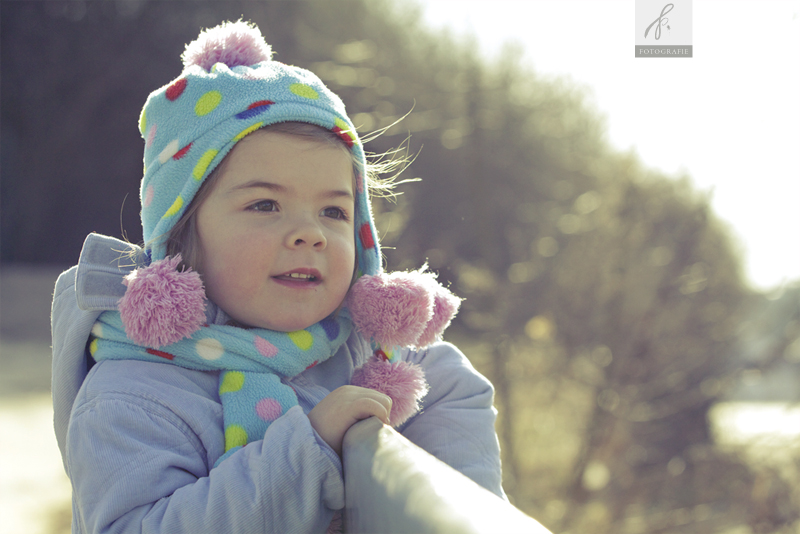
[255, 398, 282, 422]
[254, 336, 278, 358]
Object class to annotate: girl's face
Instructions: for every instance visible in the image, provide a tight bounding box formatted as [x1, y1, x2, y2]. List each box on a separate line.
[195, 130, 356, 332]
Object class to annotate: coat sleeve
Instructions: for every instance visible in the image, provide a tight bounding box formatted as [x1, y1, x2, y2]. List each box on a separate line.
[67, 398, 342, 534]
[398, 342, 507, 499]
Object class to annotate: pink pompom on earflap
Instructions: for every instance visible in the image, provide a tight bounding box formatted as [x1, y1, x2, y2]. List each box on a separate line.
[347, 269, 461, 349]
[351, 356, 429, 427]
[415, 284, 462, 347]
[118, 255, 206, 348]
[347, 271, 434, 348]
[182, 20, 273, 72]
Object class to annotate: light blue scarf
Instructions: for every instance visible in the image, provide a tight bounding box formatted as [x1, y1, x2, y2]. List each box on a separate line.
[90, 309, 353, 465]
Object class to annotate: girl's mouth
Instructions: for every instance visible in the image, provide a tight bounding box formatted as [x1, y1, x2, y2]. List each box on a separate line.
[272, 269, 322, 286]
[277, 272, 317, 281]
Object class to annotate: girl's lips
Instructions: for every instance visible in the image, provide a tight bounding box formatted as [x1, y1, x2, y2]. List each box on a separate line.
[272, 268, 323, 287]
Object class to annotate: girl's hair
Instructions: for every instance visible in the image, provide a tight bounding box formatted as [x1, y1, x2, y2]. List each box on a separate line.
[164, 121, 407, 273]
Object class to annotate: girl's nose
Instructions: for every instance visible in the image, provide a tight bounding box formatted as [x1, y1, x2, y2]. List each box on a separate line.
[286, 217, 327, 250]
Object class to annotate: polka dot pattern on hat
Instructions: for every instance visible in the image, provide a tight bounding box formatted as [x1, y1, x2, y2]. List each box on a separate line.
[289, 83, 319, 99]
[235, 100, 274, 120]
[166, 78, 187, 101]
[138, 20, 380, 279]
[195, 91, 222, 116]
[191, 149, 218, 181]
[233, 123, 263, 142]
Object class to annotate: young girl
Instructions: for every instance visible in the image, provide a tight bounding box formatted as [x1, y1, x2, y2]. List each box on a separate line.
[51, 21, 504, 533]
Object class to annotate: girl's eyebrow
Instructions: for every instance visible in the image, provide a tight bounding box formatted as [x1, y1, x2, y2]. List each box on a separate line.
[228, 180, 353, 200]
[228, 180, 286, 193]
[322, 188, 354, 200]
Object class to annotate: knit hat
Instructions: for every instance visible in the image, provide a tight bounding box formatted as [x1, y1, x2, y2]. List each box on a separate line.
[138, 20, 379, 277]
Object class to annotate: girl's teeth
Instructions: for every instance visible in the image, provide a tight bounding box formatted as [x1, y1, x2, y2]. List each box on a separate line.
[288, 273, 313, 279]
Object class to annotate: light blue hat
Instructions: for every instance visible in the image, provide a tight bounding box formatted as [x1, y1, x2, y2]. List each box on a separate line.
[138, 21, 380, 276]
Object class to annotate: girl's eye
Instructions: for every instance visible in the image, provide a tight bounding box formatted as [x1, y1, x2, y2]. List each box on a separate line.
[249, 200, 278, 212]
[322, 207, 349, 221]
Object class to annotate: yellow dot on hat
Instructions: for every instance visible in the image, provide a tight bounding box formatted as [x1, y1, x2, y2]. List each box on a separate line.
[233, 122, 264, 142]
[333, 117, 358, 146]
[225, 425, 248, 450]
[89, 339, 98, 356]
[163, 195, 183, 218]
[288, 330, 313, 351]
[192, 149, 219, 180]
[219, 371, 245, 394]
[196, 337, 224, 360]
[139, 108, 146, 135]
[290, 83, 319, 100]
[334, 117, 349, 131]
[195, 90, 222, 116]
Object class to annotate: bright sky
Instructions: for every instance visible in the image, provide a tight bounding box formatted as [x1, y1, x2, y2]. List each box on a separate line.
[419, 0, 800, 292]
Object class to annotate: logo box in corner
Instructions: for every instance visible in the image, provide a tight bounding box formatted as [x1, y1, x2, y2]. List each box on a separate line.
[635, 1, 693, 57]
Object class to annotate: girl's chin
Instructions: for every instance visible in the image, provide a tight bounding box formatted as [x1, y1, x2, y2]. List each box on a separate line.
[231, 314, 327, 333]
[220, 297, 344, 332]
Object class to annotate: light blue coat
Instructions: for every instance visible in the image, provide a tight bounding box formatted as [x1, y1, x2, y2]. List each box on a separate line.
[51, 234, 505, 533]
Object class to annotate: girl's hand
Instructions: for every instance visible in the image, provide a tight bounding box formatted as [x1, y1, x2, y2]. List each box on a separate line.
[308, 385, 392, 456]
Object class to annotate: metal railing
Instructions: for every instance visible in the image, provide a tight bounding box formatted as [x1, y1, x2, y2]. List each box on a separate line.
[342, 417, 553, 534]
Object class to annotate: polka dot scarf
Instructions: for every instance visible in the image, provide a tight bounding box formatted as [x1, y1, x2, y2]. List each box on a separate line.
[90, 308, 353, 466]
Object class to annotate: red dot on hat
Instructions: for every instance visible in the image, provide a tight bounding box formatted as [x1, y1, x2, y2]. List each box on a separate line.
[359, 223, 375, 249]
[173, 143, 193, 160]
[166, 78, 187, 101]
[248, 100, 274, 110]
[333, 126, 355, 148]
